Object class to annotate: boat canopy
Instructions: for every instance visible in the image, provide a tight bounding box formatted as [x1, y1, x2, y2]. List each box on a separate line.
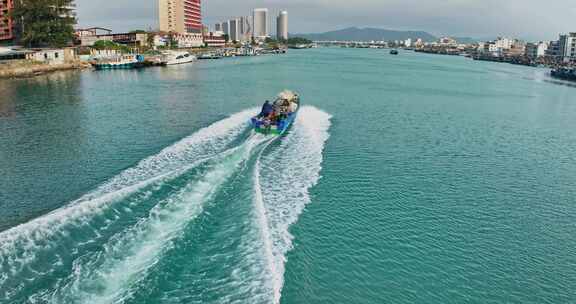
[277, 90, 299, 102]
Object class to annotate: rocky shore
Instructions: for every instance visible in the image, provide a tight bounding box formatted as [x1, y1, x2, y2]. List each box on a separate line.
[0, 61, 92, 79]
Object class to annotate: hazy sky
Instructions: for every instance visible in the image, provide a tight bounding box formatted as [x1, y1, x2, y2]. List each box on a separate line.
[76, 0, 576, 40]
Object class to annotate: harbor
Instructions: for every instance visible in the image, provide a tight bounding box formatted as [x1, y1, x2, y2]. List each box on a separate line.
[2, 48, 576, 304]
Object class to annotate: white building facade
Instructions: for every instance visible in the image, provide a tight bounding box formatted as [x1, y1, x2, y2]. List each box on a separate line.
[525, 42, 549, 58]
[558, 33, 576, 62]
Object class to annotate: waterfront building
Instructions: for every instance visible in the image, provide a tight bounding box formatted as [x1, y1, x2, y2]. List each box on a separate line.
[229, 18, 240, 42]
[494, 37, 514, 50]
[276, 11, 288, 40]
[404, 38, 412, 48]
[546, 40, 561, 58]
[174, 32, 204, 47]
[0, 0, 14, 43]
[159, 0, 202, 34]
[479, 41, 498, 54]
[525, 42, 549, 59]
[203, 32, 226, 47]
[75, 27, 112, 39]
[79, 32, 149, 47]
[480, 37, 524, 57]
[252, 8, 269, 40]
[507, 39, 526, 57]
[439, 37, 457, 46]
[26, 48, 78, 65]
[558, 33, 576, 62]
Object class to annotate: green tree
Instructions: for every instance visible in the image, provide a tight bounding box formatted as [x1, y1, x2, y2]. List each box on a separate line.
[286, 37, 312, 46]
[92, 40, 130, 53]
[146, 32, 155, 49]
[12, 0, 76, 48]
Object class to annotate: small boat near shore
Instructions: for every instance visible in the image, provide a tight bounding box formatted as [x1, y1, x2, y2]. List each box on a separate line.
[251, 91, 300, 135]
[164, 51, 196, 65]
[551, 67, 576, 81]
[198, 53, 222, 60]
[93, 55, 144, 70]
[390, 49, 399, 55]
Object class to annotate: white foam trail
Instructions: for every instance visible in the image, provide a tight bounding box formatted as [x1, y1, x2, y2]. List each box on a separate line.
[254, 106, 332, 303]
[52, 135, 270, 304]
[253, 144, 282, 303]
[0, 109, 256, 286]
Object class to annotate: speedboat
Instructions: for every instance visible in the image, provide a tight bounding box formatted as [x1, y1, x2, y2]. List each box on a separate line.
[251, 91, 300, 135]
[165, 51, 196, 65]
[390, 49, 399, 55]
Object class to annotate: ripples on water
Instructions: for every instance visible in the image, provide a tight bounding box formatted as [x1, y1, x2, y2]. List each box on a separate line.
[2, 49, 576, 303]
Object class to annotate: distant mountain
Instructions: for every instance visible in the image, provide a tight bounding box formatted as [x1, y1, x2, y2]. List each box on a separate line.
[453, 37, 480, 44]
[293, 27, 437, 42]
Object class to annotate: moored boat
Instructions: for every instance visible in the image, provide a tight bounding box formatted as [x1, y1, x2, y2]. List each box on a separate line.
[390, 49, 399, 55]
[198, 53, 222, 60]
[251, 91, 300, 135]
[551, 67, 576, 81]
[164, 51, 196, 65]
[93, 55, 144, 70]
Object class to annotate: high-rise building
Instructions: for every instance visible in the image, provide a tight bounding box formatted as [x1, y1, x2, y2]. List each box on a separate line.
[222, 21, 229, 36]
[0, 0, 14, 42]
[239, 16, 251, 42]
[276, 10, 288, 40]
[159, 0, 202, 33]
[252, 8, 269, 40]
[229, 18, 240, 42]
[214, 23, 222, 32]
[558, 33, 576, 62]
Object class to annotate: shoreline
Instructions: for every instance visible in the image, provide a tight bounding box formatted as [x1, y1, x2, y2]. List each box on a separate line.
[0, 61, 92, 79]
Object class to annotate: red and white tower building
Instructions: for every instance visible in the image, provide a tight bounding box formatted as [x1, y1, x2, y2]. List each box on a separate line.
[183, 0, 202, 33]
[159, 0, 202, 34]
[158, 0, 203, 47]
[0, 0, 15, 42]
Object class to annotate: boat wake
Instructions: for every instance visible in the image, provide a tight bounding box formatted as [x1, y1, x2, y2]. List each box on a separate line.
[254, 106, 332, 303]
[0, 106, 331, 304]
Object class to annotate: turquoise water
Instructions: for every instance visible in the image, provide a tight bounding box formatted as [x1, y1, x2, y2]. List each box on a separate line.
[1, 48, 576, 303]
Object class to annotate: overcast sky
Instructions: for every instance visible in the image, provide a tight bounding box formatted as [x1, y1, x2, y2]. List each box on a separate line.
[75, 0, 576, 40]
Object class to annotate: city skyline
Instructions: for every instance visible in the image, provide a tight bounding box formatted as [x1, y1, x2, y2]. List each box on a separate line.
[74, 0, 576, 41]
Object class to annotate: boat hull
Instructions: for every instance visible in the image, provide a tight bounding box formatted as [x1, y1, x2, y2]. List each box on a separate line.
[251, 110, 298, 135]
[93, 62, 141, 70]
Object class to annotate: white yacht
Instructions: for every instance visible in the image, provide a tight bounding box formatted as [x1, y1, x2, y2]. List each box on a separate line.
[164, 51, 196, 65]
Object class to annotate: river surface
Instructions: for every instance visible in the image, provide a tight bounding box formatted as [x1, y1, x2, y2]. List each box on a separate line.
[1, 48, 576, 304]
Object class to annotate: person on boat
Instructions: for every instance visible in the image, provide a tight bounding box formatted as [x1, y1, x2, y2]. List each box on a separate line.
[259, 100, 273, 118]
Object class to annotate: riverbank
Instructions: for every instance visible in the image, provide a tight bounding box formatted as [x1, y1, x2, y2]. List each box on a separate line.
[0, 60, 92, 79]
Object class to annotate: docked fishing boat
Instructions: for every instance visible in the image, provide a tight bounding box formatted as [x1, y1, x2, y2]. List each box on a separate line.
[551, 67, 576, 81]
[197, 53, 222, 60]
[164, 51, 196, 65]
[251, 91, 300, 135]
[93, 55, 144, 70]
